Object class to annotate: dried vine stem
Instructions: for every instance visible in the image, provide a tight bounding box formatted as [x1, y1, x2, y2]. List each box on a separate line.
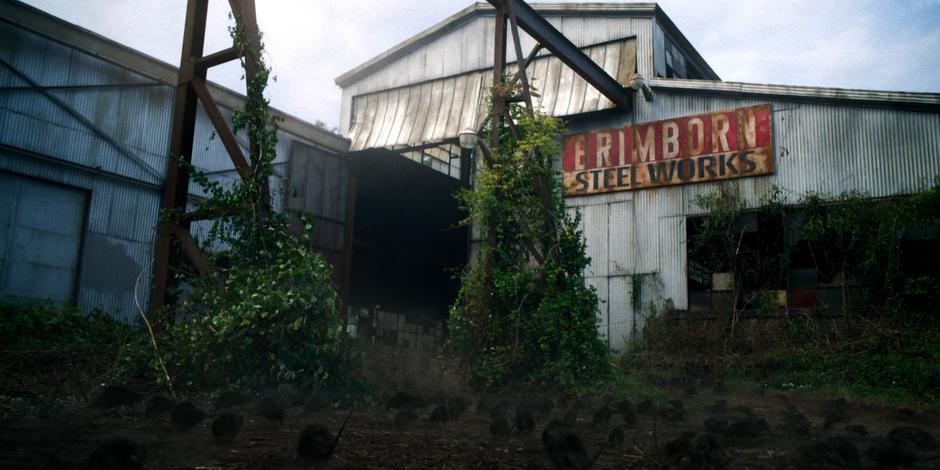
[134, 269, 175, 397]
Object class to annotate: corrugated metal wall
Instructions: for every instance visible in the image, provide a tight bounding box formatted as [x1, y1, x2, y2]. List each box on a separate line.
[0, 18, 343, 322]
[565, 90, 940, 350]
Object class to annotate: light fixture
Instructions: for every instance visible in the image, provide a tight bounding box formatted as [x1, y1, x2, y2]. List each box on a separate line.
[458, 129, 480, 150]
[629, 72, 654, 102]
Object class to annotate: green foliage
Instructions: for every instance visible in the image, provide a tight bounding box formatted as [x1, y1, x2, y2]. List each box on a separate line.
[755, 323, 940, 404]
[691, 185, 791, 308]
[448, 85, 609, 389]
[0, 297, 132, 355]
[800, 182, 940, 310]
[692, 181, 940, 313]
[153, 14, 353, 392]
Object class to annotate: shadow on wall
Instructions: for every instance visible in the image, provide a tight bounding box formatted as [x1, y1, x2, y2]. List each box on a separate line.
[79, 233, 143, 313]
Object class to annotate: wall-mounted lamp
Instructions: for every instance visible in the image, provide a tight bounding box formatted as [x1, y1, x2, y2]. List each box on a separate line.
[629, 72, 654, 102]
[458, 129, 480, 150]
[457, 129, 478, 188]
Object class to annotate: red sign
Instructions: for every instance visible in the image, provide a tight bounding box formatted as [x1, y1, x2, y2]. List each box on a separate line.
[562, 104, 774, 195]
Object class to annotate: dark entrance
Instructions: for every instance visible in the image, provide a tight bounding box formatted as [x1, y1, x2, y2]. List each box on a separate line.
[347, 149, 467, 349]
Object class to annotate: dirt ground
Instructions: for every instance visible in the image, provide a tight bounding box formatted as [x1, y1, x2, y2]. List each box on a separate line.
[2, 345, 939, 469]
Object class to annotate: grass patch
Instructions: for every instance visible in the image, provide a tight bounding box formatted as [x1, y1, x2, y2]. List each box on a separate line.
[740, 327, 940, 406]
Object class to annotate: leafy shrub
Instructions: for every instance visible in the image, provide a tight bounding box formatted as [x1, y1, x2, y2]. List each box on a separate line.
[0, 297, 132, 355]
[149, 14, 354, 393]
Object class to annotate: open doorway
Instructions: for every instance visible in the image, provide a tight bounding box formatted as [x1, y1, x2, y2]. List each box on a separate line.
[346, 149, 468, 350]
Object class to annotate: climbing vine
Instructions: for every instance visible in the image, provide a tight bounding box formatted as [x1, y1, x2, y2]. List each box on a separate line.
[151, 12, 353, 392]
[448, 84, 609, 389]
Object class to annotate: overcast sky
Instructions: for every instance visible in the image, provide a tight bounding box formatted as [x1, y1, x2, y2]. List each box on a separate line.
[20, 0, 940, 130]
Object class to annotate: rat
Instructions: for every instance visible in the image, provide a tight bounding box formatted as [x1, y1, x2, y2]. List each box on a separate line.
[489, 399, 510, 421]
[563, 408, 578, 427]
[536, 398, 555, 417]
[170, 401, 206, 431]
[429, 405, 449, 426]
[297, 411, 352, 463]
[447, 396, 469, 420]
[255, 393, 289, 424]
[592, 405, 612, 427]
[144, 395, 175, 417]
[214, 391, 252, 409]
[821, 397, 849, 430]
[543, 420, 612, 470]
[84, 437, 144, 470]
[515, 408, 536, 434]
[490, 416, 510, 439]
[703, 416, 728, 434]
[91, 386, 143, 409]
[622, 410, 637, 428]
[394, 410, 418, 429]
[211, 412, 243, 444]
[608, 428, 624, 447]
[386, 391, 425, 410]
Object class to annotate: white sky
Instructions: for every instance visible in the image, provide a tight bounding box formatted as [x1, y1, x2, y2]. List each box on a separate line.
[20, 0, 940, 130]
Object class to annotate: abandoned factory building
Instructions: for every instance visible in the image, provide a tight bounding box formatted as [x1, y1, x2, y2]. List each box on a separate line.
[0, 1, 356, 321]
[2, 1, 939, 351]
[336, 2, 940, 350]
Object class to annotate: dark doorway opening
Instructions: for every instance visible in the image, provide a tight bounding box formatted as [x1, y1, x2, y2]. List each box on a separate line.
[347, 149, 467, 349]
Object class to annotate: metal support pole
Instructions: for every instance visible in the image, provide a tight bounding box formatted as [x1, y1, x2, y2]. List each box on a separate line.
[459, 147, 473, 189]
[151, 0, 209, 314]
[151, 0, 263, 314]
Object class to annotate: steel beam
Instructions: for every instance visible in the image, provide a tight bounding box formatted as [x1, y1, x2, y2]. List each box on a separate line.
[487, 0, 632, 112]
[151, 0, 209, 313]
[193, 47, 239, 73]
[191, 77, 251, 178]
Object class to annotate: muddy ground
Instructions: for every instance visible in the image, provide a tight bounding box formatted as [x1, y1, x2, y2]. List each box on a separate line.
[1, 345, 938, 469]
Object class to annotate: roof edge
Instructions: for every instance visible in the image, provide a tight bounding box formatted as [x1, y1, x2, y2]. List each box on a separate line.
[334, 2, 660, 88]
[649, 78, 940, 110]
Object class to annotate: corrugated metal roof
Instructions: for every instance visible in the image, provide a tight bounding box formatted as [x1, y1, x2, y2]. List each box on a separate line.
[335, 2, 719, 87]
[348, 38, 636, 152]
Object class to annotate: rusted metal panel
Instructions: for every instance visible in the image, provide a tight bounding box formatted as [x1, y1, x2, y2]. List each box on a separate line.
[562, 104, 775, 195]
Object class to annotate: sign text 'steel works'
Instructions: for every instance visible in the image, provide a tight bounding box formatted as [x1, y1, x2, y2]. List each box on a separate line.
[562, 104, 774, 195]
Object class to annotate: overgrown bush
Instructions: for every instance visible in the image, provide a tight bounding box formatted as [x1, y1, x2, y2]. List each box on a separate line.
[691, 181, 940, 314]
[755, 322, 940, 404]
[801, 182, 940, 310]
[0, 297, 133, 357]
[150, 14, 354, 392]
[448, 86, 609, 389]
